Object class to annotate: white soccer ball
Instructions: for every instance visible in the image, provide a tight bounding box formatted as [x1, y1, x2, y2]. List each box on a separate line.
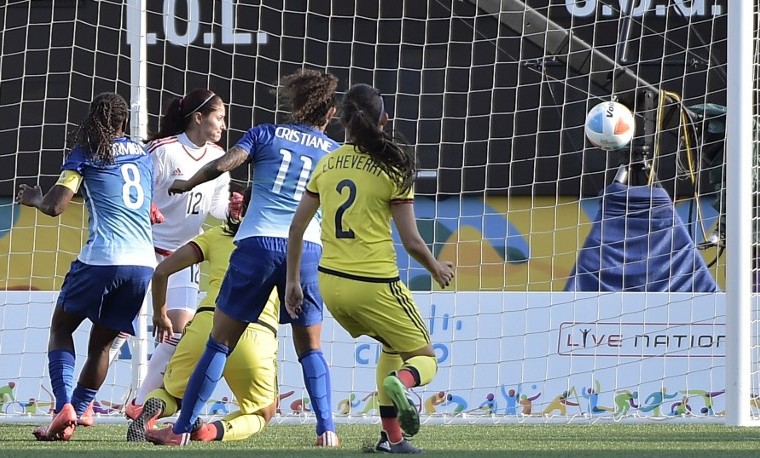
[584, 101, 635, 151]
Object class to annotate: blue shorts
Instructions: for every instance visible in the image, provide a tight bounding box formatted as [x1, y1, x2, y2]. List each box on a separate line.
[57, 260, 153, 335]
[216, 236, 324, 327]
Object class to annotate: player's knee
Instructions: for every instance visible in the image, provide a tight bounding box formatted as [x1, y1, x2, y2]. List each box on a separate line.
[260, 401, 277, 423]
[291, 325, 322, 355]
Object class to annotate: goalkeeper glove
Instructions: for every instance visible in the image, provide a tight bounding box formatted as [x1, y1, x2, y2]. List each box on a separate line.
[150, 203, 165, 224]
[228, 192, 245, 221]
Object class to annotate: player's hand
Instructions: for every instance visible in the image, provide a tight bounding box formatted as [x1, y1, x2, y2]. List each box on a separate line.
[168, 179, 190, 195]
[16, 184, 43, 208]
[150, 203, 165, 224]
[284, 281, 304, 320]
[152, 313, 173, 343]
[433, 260, 455, 289]
[227, 191, 244, 221]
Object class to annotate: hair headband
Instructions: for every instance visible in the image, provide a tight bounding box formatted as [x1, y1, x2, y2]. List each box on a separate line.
[184, 94, 216, 118]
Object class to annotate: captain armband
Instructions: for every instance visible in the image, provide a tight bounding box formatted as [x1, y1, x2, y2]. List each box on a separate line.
[55, 170, 83, 193]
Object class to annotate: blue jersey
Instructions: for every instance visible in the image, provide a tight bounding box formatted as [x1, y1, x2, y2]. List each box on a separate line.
[233, 123, 338, 244]
[62, 137, 155, 267]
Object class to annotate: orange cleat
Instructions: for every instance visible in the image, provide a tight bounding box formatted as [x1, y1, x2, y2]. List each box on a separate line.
[33, 403, 77, 441]
[145, 425, 191, 447]
[190, 421, 218, 442]
[124, 399, 143, 421]
[316, 430, 340, 447]
[77, 402, 95, 427]
[126, 397, 165, 442]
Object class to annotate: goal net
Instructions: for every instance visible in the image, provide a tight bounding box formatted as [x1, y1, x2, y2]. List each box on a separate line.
[1, 0, 752, 424]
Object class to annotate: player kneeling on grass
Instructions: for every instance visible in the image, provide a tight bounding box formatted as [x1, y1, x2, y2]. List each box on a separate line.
[285, 83, 455, 454]
[17, 93, 156, 441]
[128, 188, 280, 445]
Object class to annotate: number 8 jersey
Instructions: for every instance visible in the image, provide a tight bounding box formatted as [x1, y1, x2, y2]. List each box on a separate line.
[148, 133, 230, 252]
[233, 124, 339, 244]
[61, 137, 155, 267]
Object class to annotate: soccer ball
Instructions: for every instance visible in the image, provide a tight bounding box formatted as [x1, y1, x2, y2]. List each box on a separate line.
[584, 101, 635, 151]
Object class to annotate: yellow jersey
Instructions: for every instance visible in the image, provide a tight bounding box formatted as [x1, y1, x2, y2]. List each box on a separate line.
[191, 225, 279, 331]
[306, 144, 413, 280]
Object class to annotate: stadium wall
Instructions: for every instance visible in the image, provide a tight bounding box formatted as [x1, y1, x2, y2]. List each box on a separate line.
[0, 290, 730, 420]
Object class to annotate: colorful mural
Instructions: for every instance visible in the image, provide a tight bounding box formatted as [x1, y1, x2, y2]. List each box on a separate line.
[0, 195, 724, 291]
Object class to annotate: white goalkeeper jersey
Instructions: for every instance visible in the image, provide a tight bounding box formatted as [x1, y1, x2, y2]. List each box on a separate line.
[148, 133, 230, 252]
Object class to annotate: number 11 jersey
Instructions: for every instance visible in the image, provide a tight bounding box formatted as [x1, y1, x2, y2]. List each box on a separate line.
[233, 123, 338, 244]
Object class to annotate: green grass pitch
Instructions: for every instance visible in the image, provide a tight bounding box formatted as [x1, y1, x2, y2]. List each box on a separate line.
[2, 422, 760, 457]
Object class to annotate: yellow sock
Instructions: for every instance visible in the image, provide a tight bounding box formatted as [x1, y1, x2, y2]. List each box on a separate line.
[145, 388, 178, 417]
[219, 410, 266, 441]
[376, 348, 404, 406]
[403, 355, 438, 386]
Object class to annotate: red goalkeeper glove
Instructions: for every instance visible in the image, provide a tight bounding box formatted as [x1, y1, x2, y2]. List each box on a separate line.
[150, 203, 165, 224]
[228, 192, 244, 221]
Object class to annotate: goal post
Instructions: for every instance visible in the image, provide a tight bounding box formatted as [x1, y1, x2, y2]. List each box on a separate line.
[724, 0, 754, 427]
[2, 0, 757, 425]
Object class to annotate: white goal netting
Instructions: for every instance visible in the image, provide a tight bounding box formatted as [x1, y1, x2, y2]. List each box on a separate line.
[2, 0, 754, 425]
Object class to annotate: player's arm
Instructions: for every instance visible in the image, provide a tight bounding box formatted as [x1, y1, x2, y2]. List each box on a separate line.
[151, 242, 204, 341]
[16, 170, 80, 216]
[169, 146, 248, 195]
[391, 202, 454, 288]
[284, 191, 321, 318]
[208, 173, 232, 220]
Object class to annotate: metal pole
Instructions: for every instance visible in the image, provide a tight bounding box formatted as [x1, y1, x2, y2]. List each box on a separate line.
[126, 0, 149, 394]
[725, 0, 753, 427]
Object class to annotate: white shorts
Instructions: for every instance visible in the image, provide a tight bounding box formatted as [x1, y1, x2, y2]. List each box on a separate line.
[156, 253, 200, 313]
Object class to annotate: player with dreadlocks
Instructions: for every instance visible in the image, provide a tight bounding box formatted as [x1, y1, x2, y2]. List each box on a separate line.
[112, 88, 234, 422]
[284, 83, 454, 454]
[17, 92, 155, 441]
[147, 68, 340, 447]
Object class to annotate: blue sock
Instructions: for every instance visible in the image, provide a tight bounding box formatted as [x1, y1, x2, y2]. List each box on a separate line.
[299, 349, 334, 435]
[48, 349, 75, 412]
[71, 384, 98, 417]
[173, 337, 230, 434]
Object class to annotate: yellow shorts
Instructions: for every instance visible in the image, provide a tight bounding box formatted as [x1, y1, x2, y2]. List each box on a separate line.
[318, 271, 430, 353]
[163, 310, 278, 415]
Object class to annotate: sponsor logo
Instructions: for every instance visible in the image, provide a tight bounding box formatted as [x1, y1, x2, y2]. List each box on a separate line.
[558, 321, 725, 357]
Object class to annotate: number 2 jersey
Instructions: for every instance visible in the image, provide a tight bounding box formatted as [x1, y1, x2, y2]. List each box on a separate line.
[306, 144, 414, 279]
[232, 123, 339, 244]
[60, 137, 155, 267]
[148, 133, 230, 252]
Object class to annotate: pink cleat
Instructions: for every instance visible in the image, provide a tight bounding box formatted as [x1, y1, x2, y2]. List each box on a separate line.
[190, 422, 218, 442]
[124, 399, 143, 421]
[33, 403, 77, 441]
[316, 430, 340, 447]
[77, 402, 95, 427]
[145, 425, 191, 447]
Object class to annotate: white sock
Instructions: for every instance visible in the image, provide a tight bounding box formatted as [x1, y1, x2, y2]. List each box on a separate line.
[108, 333, 130, 366]
[133, 333, 181, 405]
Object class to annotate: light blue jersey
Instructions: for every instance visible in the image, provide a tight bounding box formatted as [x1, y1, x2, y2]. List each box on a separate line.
[62, 137, 155, 267]
[233, 123, 338, 244]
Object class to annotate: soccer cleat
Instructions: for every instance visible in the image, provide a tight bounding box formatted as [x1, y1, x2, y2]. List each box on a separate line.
[33, 403, 77, 441]
[315, 430, 340, 447]
[383, 374, 420, 437]
[190, 420, 217, 442]
[32, 424, 76, 441]
[145, 425, 190, 447]
[126, 397, 165, 442]
[77, 402, 95, 427]
[375, 430, 422, 454]
[124, 399, 143, 421]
